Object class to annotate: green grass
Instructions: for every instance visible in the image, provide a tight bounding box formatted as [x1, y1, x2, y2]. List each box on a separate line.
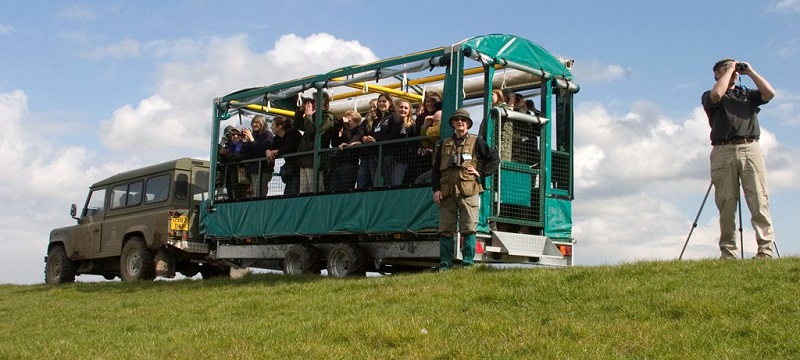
[2, 258, 800, 359]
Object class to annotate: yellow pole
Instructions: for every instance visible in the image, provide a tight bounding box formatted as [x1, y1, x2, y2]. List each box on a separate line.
[227, 101, 296, 117]
[331, 66, 494, 101]
[245, 104, 295, 117]
[343, 82, 423, 102]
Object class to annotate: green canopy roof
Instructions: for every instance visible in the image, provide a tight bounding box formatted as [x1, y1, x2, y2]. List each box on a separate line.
[461, 34, 573, 80]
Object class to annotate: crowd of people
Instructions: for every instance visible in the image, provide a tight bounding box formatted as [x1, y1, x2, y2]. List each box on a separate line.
[217, 88, 538, 200]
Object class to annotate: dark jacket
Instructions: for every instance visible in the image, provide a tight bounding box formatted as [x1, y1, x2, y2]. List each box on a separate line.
[332, 122, 365, 166]
[271, 128, 302, 167]
[243, 130, 275, 172]
[293, 110, 337, 167]
[373, 112, 403, 142]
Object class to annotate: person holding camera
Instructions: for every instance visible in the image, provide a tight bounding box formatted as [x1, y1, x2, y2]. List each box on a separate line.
[432, 108, 499, 270]
[242, 115, 274, 196]
[218, 126, 250, 200]
[293, 92, 337, 193]
[701, 58, 776, 259]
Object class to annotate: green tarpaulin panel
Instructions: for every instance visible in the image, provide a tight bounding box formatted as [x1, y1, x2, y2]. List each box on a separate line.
[544, 197, 572, 239]
[500, 168, 531, 206]
[202, 188, 440, 238]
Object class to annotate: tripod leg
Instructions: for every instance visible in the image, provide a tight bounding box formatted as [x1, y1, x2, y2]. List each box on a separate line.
[679, 182, 713, 260]
[738, 193, 744, 259]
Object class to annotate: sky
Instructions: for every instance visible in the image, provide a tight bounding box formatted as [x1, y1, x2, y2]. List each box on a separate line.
[1, 1, 799, 284]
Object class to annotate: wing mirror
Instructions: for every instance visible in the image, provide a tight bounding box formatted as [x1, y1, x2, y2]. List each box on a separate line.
[70, 204, 79, 221]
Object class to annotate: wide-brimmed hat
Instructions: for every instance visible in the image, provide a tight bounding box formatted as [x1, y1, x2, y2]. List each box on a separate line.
[448, 108, 473, 129]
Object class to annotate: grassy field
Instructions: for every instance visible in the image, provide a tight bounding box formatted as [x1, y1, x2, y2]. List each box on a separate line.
[2, 258, 799, 359]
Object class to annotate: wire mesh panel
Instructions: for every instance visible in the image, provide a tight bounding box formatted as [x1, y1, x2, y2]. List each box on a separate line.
[551, 151, 571, 193]
[495, 163, 542, 226]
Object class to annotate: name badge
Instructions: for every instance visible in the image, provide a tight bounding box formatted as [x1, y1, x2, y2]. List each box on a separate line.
[462, 153, 473, 161]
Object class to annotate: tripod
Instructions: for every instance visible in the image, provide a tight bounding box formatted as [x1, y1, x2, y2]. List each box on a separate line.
[678, 182, 780, 260]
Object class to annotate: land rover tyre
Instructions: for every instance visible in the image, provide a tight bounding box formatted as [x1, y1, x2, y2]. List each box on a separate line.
[326, 242, 367, 277]
[45, 245, 76, 284]
[283, 244, 322, 275]
[120, 237, 156, 281]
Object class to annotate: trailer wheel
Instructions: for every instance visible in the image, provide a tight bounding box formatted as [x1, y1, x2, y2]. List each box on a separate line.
[45, 245, 76, 284]
[177, 262, 200, 278]
[120, 237, 156, 281]
[199, 264, 229, 279]
[283, 244, 322, 275]
[326, 243, 367, 277]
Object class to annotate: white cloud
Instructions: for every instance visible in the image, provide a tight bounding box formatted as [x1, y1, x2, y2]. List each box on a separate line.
[0, 89, 137, 284]
[571, 60, 629, 83]
[83, 38, 140, 60]
[98, 33, 379, 163]
[57, 5, 96, 21]
[767, 88, 800, 126]
[767, 0, 800, 13]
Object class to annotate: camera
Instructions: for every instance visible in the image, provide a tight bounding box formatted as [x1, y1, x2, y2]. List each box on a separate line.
[735, 62, 749, 71]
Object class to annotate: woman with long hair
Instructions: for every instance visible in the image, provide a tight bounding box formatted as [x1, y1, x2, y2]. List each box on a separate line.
[371, 93, 403, 186]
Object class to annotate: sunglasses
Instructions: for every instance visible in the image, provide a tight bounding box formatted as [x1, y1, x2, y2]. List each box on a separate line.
[452, 117, 469, 123]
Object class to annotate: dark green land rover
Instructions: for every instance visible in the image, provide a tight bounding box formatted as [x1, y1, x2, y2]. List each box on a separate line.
[45, 158, 226, 283]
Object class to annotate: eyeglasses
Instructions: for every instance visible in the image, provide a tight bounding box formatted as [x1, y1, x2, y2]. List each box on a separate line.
[452, 117, 469, 123]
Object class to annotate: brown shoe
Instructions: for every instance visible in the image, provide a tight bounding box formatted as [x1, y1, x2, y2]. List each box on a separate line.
[753, 253, 773, 259]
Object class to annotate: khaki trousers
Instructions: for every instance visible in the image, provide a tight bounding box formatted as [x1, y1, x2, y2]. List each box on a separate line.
[710, 142, 774, 258]
[438, 193, 480, 237]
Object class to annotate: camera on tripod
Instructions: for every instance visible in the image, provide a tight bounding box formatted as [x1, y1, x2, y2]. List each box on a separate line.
[735, 62, 749, 72]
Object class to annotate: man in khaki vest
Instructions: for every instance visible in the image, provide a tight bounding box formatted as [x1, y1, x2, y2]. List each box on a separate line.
[432, 108, 500, 270]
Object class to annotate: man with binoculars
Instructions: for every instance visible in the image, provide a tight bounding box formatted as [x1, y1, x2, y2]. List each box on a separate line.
[701, 59, 776, 259]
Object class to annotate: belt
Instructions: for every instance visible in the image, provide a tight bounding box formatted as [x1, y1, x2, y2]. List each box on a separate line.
[711, 137, 758, 146]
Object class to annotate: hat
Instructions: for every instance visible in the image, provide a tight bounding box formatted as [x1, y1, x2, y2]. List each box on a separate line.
[449, 108, 473, 129]
[223, 125, 240, 136]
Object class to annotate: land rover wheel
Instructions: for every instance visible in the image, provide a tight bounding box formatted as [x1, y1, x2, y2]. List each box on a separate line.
[120, 237, 156, 281]
[45, 245, 76, 284]
[326, 243, 367, 277]
[283, 244, 322, 275]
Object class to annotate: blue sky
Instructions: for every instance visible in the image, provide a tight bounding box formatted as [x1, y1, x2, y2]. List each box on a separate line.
[1, 1, 799, 284]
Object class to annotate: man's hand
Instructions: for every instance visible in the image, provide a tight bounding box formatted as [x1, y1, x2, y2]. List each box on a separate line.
[433, 190, 443, 205]
[467, 165, 480, 177]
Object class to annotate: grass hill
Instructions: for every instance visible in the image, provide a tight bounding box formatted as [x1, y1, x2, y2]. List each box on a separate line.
[1, 258, 799, 359]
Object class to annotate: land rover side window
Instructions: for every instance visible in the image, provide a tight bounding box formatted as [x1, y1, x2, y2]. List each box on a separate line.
[146, 174, 170, 203]
[110, 181, 144, 209]
[193, 171, 210, 201]
[175, 174, 188, 200]
[82, 188, 106, 217]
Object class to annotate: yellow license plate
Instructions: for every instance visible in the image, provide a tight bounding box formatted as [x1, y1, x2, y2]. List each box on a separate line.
[170, 216, 189, 231]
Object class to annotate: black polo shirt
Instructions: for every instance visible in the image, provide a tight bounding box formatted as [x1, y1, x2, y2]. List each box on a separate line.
[701, 86, 767, 143]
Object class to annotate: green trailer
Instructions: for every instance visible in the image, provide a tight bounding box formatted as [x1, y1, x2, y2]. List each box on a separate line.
[204, 34, 579, 276]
